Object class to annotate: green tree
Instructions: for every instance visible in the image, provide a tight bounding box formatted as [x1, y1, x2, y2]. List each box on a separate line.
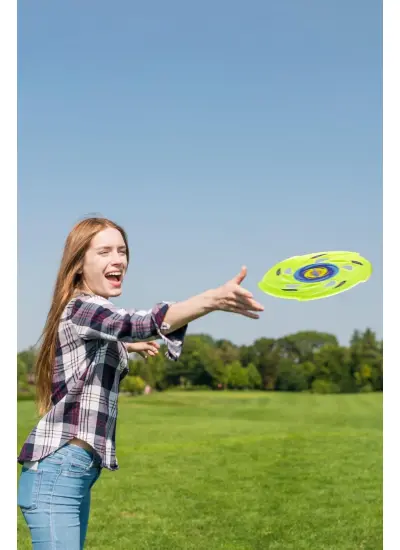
[247, 363, 262, 389]
[166, 335, 221, 387]
[277, 331, 338, 363]
[215, 339, 240, 364]
[17, 356, 28, 379]
[349, 328, 382, 391]
[227, 361, 249, 389]
[275, 359, 308, 392]
[241, 338, 279, 390]
[130, 346, 169, 390]
[17, 347, 37, 375]
[298, 360, 316, 388]
[313, 344, 353, 392]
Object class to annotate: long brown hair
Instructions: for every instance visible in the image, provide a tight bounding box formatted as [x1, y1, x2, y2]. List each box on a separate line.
[35, 217, 130, 416]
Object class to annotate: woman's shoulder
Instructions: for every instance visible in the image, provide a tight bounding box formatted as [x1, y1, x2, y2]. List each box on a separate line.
[62, 292, 114, 318]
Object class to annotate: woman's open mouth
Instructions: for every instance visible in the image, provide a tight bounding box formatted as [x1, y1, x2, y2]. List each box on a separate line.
[105, 271, 123, 288]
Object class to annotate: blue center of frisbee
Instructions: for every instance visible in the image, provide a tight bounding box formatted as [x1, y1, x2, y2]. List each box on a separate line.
[293, 263, 339, 283]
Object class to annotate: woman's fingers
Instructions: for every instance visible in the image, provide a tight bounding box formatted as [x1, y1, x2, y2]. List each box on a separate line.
[227, 306, 260, 319]
[146, 342, 160, 356]
[226, 300, 261, 314]
[147, 342, 160, 351]
[216, 270, 264, 317]
[228, 294, 264, 312]
[234, 286, 263, 310]
[133, 342, 160, 359]
[233, 285, 253, 299]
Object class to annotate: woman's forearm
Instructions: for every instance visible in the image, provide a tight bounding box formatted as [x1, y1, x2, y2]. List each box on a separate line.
[161, 266, 264, 335]
[162, 289, 217, 333]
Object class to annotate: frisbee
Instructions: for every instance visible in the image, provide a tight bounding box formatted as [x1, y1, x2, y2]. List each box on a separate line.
[258, 251, 372, 301]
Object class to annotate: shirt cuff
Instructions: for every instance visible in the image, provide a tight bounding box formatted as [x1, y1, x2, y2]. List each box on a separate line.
[151, 302, 188, 361]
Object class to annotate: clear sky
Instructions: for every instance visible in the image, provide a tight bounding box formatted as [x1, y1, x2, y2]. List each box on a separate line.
[17, 0, 382, 351]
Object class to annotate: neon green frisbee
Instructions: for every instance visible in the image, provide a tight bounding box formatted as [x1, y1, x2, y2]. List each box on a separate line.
[258, 251, 372, 301]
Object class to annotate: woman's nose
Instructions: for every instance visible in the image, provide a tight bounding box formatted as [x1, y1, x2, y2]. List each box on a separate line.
[110, 251, 123, 265]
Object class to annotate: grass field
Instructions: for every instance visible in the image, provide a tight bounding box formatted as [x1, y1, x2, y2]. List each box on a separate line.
[17, 392, 382, 549]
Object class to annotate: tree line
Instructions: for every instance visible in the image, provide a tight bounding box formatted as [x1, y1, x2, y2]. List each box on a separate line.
[17, 328, 383, 398]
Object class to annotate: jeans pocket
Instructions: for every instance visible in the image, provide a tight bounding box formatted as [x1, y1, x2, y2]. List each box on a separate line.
[17, 469, 43, 511]
[62, 452, 94, 476]
[68, 459, 94, 476]
[43, 454, 64, 466]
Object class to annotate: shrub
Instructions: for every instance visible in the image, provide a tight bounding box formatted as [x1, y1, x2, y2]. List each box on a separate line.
[120, 375, 146, 395]
[17, 392, 36, 401]
[311, 379, 341, 394]
[169, 385, 212, 391]
[360, 383, 374, 393]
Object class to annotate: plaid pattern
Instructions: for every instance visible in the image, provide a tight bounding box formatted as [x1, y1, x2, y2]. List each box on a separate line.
[18, 293, 187, 470]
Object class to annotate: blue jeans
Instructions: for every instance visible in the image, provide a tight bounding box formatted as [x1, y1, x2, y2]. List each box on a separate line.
[18, 443, 102, 549]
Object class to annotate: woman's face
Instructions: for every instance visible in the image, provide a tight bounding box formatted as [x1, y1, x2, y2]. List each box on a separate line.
[81, 228, 128, 299]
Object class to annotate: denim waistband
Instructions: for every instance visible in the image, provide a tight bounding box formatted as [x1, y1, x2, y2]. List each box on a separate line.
[62, 442, 102, 465]
[65, 443, 96, 459]
[24, 441, 102, 470]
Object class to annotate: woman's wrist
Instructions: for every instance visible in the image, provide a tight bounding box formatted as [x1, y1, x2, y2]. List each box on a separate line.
[200, 288, 219, 313]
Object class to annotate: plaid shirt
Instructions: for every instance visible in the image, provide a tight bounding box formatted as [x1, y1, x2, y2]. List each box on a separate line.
[18, 293, 187, 470]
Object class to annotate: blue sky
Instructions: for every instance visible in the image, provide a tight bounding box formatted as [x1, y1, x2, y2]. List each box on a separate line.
[17, 0, 382, 351]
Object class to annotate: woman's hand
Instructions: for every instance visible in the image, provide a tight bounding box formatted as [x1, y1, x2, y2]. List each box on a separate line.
[161, 266, 264, 334]
[210, 266, 264, 319]
[124, 341, 160, 359]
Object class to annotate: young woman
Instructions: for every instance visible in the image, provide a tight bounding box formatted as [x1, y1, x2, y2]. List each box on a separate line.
[17, 217, 264, 549]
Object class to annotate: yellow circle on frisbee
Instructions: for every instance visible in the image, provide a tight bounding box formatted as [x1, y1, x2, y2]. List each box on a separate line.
[258, 251, 372, 301]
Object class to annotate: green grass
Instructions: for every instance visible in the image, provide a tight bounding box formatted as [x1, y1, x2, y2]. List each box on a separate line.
[17, 392, 382, 549]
